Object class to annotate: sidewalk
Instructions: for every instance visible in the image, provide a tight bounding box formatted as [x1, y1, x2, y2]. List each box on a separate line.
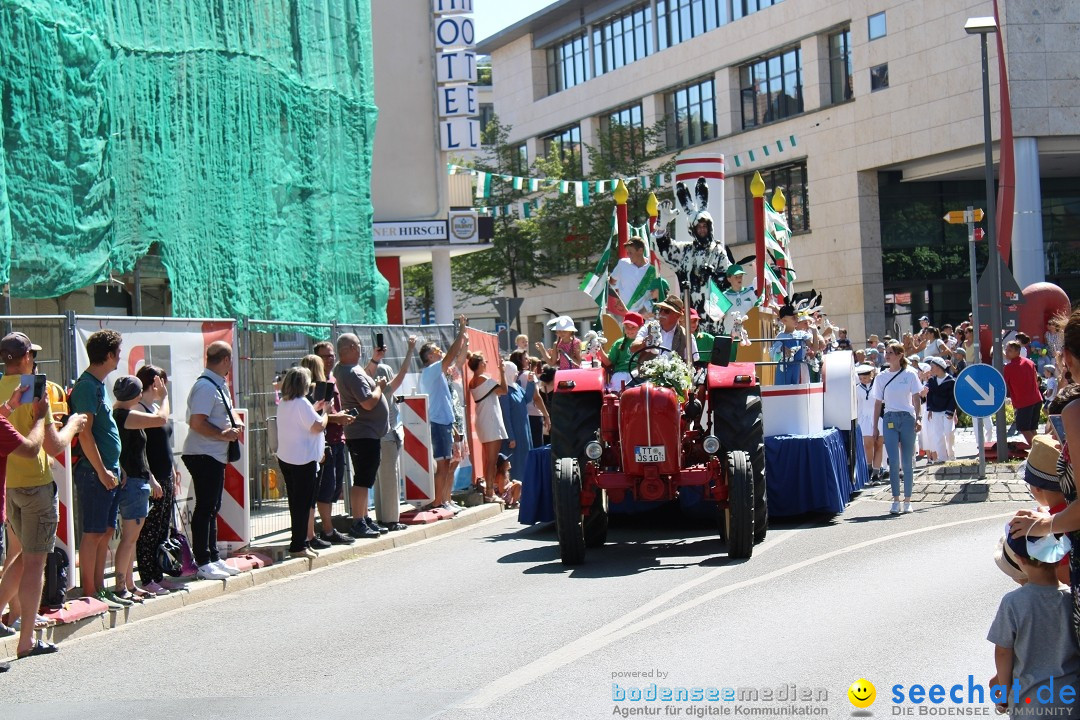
[1, 503, 503, 661]
[862, 426, 1031, 504]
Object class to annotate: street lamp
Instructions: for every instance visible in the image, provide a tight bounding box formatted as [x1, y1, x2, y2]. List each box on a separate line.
[965, 15, 1007, 464]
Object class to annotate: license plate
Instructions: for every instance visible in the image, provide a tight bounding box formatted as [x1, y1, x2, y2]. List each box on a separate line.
[634, 446, 666, 463]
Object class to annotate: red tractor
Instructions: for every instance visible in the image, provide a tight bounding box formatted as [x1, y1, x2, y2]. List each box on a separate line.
[549, 345, 766, 565]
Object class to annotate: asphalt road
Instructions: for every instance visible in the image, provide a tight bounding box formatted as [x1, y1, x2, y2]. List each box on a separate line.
[2, 491, 1029, 720]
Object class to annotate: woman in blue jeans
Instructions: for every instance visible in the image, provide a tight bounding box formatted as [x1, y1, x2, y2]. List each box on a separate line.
[871, 343, 924, 514]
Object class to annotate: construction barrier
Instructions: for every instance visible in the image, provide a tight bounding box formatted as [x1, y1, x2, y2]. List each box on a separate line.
[400, 395, 434, 503]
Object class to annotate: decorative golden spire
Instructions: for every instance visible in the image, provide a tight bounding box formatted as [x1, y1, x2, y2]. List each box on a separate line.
[614, 179, 629, 205]
[772, 187, 786, 212]
[646, 192, 658, 217]
[750, 171, 766, 199]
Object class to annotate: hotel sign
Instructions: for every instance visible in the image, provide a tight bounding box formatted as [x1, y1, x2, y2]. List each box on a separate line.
[373, 221, 448, 242]
[434, 0, 479, 151]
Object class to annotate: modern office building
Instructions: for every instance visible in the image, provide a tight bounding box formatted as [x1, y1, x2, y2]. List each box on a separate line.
[477, 0, 1079, 341]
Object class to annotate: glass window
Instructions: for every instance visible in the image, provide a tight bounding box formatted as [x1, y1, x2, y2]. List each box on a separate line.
[868, 12, 887, 40]
[732, 0, 783, 22]
[828, 29, 853, 103]
[664, 78, 716, 150]
[593, 4, 654, 75]
[511, 144, 528, 175]
[602, 103, 645, 161]
[871, 63, 889, 92]
[546, 33, 590, 95]
[744, 162, 810, 238]
[657, 0, 729, 50]
[478, 103, 495, 142]
[542, 125, 583, 175]
[740, 47, 803, 129]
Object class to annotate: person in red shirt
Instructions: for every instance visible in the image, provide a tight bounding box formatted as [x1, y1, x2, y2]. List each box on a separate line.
[1002, 340, 1043, 445]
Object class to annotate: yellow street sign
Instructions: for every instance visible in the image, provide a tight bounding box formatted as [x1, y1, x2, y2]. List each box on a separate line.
[943, 209, 984, 224]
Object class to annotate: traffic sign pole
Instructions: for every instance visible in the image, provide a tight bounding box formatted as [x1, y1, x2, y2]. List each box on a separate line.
[965, 206, 986, 479]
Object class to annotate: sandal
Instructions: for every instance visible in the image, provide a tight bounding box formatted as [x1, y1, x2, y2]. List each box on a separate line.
[131, 587, 155, 599]
[114, 589, 144, 604]
[17, 640, 58, 659]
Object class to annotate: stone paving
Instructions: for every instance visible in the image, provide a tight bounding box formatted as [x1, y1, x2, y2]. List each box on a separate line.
[863, 425, 1034, 504]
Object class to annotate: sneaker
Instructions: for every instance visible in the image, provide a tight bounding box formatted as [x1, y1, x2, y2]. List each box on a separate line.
[144, 581, 170, 596]
[94, 590, 125, 610]
[889, 501, 901, 515]
[384, 522, 407, 532]
[196, 563, 230, 581]
[320, 530, 355, 546]
[308, 536, 332, 550]
[212, 559, 242, 576]
[365, 517, 388, 535]
[442, 501, 464, 515]
[348, 520, 380, 539]
[0, 622, 14, 637]
[903, 501, 914, 514]
[290, 547, 318, 559]
[880, 468, 889, 480]
[158, 580, 185, 592]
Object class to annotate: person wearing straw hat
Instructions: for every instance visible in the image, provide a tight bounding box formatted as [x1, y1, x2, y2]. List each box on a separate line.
[536, 316, 581, 370]
[629, 294, 687, 360]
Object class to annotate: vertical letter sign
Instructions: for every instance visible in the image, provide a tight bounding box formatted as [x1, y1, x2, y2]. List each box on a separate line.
[435, 0, 478, 151]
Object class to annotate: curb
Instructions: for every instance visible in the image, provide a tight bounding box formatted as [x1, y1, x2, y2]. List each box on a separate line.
[1, 503, 503, 660]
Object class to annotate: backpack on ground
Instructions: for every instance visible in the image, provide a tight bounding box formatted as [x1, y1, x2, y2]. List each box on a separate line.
[41, 547, 69, 609]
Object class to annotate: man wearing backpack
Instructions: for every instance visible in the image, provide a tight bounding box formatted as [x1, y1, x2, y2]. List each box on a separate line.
[0, 332, 86, 662]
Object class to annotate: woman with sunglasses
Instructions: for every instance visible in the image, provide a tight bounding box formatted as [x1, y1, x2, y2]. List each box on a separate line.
[871, 342, 924, 514]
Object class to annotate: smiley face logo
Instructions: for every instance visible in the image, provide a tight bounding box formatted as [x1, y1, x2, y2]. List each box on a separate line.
[848, 679, 876, 709]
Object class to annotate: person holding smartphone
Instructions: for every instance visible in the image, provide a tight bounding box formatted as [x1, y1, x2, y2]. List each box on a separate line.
[366, 335, 416, 531]
[0, 332, 86, 660]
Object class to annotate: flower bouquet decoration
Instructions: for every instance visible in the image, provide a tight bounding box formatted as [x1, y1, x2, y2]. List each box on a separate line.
[638, 352, 694, 403]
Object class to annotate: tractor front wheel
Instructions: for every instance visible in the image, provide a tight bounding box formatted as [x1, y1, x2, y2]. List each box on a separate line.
[583, 490, 608, 548]
[722, 451, 754, 559]
[553, 457, 587, 565]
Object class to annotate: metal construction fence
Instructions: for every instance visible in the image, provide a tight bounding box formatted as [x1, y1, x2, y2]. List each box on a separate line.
[0, 314, 456, 546]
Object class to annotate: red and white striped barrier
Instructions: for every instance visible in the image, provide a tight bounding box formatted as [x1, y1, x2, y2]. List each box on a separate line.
[400, 395, 434, 503]
[50, 447, 76, 591]
[216, 408, 250, 555]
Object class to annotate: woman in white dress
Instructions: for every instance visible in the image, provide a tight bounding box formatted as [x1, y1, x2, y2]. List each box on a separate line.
[467, 352, 508, 502]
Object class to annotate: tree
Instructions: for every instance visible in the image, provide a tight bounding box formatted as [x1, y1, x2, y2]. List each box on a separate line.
[450, 116, 676, 308]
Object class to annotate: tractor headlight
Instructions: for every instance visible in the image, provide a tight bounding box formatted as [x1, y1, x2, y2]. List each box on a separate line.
[702, 435, 721, 455]
[585, 441, 604, 460]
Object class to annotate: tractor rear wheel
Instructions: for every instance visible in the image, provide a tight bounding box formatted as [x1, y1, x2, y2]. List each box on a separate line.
[553, 457, 587, 565]
[711, 386, 767, 543]
[722, 451, 754, 559]
[583, 490, 608, 548]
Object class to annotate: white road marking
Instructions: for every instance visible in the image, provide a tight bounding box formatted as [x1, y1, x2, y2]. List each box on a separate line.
[447, 509, 1016, 712]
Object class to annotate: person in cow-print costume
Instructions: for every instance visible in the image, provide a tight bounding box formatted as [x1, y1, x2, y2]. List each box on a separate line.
[652, 178, 731, 334]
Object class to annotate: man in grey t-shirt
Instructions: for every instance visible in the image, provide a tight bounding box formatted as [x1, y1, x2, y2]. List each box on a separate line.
[333, 333, 388, 539]
[366, 335, 416, 531]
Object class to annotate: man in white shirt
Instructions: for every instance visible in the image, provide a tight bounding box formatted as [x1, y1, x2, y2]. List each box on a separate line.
[610, 236, 653, 314]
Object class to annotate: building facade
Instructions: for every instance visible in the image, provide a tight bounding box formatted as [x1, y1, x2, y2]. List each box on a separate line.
[477, 0, 1080, 342]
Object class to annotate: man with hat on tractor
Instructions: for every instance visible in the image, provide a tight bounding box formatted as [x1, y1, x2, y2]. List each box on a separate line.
[630, 294, 688, 360]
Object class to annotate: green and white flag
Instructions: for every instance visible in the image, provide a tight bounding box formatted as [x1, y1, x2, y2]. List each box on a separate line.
[579, 237, 613, 306]
[475, 171, 492, 199]
[763, 263, 787, 295]
[625, 264, 658, 310]
[575, 181, 590, 207]
[704, 278, 732, 322]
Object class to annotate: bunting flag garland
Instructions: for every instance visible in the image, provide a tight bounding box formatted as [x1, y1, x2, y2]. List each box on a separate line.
[454, 132, 799, 218]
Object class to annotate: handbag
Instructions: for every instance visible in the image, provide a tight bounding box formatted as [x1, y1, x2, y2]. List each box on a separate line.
[199, 374, 242, 463]
[168, 499, 199, 576]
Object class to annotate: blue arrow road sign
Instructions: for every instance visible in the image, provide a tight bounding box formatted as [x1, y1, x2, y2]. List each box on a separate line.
[954, 364, 1007, 418]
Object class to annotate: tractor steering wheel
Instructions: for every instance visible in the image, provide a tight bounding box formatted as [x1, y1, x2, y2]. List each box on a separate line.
[625, 345, 671, 389]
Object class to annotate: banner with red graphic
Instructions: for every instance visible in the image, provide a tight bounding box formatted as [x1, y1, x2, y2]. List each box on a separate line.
[74, 318, 247, 552]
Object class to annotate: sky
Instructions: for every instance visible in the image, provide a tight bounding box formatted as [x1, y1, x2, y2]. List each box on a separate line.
[473, 0, 559, 44]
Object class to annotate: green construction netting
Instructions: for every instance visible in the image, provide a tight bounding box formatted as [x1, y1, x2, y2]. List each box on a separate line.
[0, 0, 388, 324]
